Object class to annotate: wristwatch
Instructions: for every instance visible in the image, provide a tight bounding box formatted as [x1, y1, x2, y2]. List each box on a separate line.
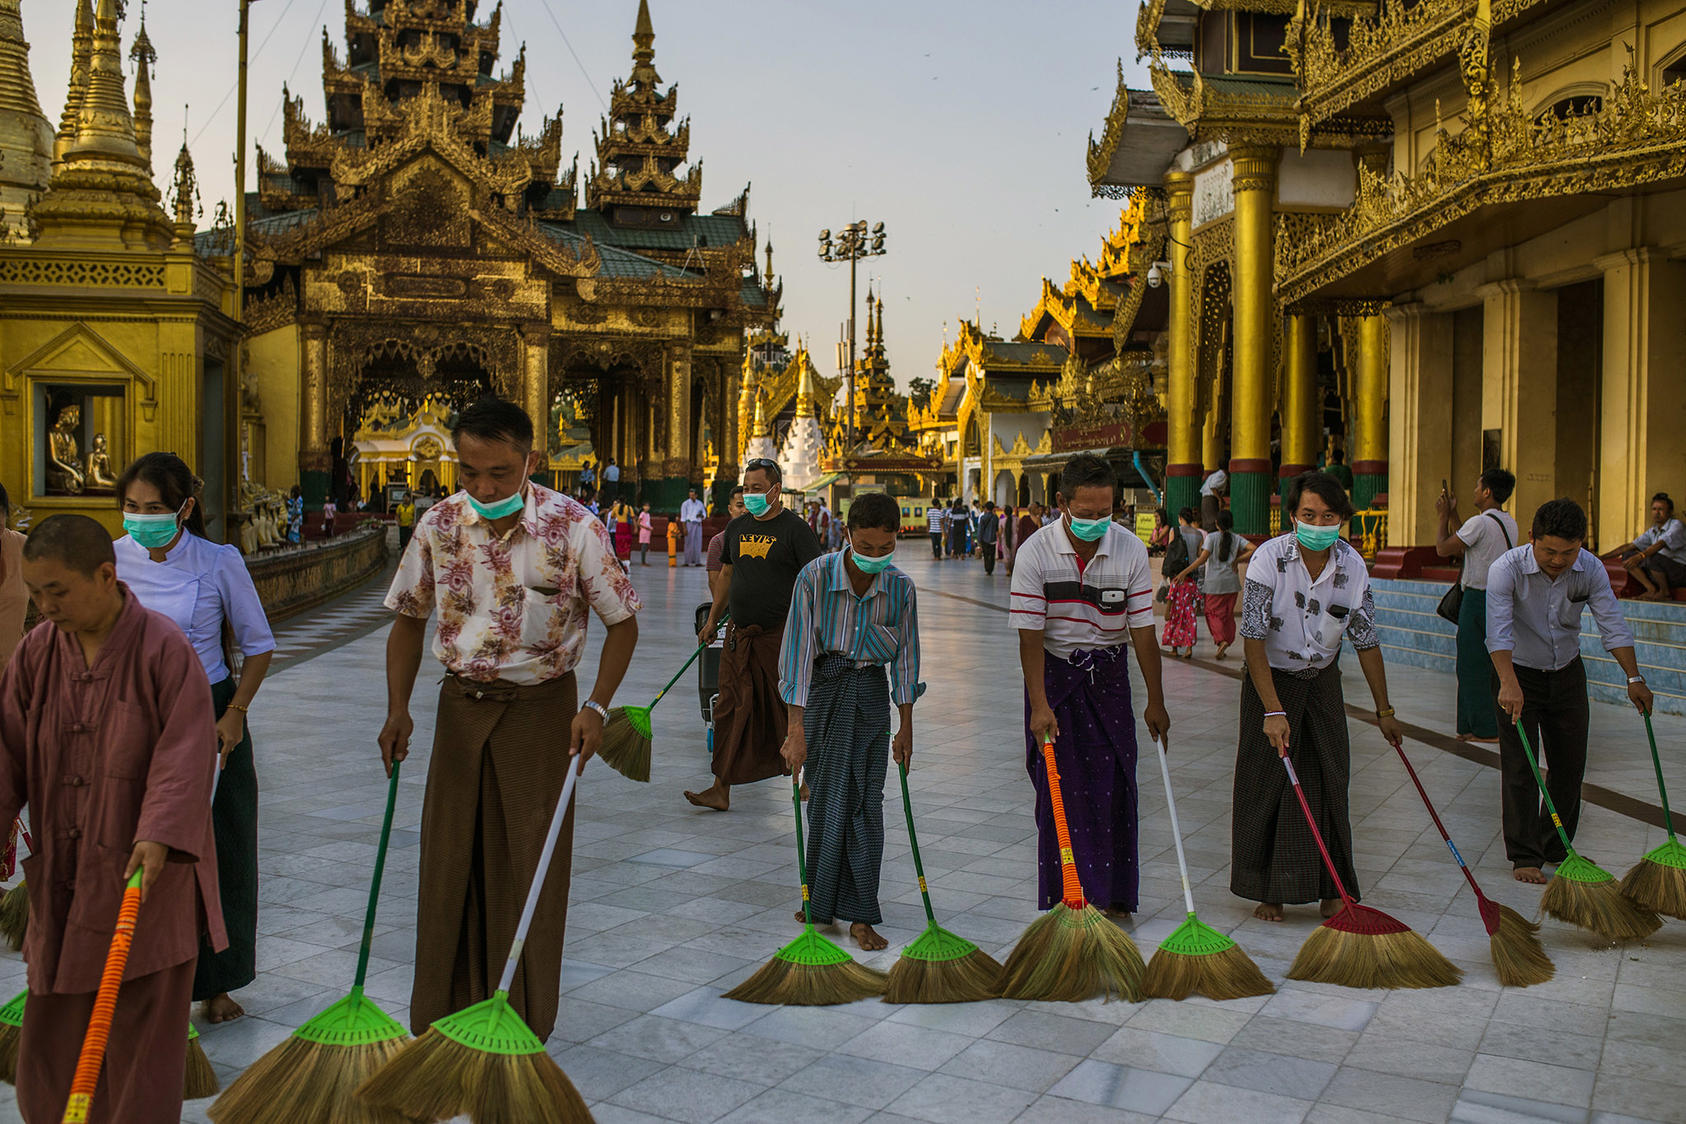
[1628, 675, 1647, 685]
[1376, 707, 1396, 719]
[582, 700, 610, 722]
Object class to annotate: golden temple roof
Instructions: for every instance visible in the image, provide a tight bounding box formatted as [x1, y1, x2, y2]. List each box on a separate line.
[587, 0, 702, 218]
[0, 0, 53, 239]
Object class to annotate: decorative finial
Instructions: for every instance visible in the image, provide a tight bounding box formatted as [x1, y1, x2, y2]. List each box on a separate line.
[170, 137, 199, 229]
[633, 0, 655, 64]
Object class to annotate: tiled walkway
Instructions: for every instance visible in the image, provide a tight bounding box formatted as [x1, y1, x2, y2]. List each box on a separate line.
[4, 548, 1684, 1123]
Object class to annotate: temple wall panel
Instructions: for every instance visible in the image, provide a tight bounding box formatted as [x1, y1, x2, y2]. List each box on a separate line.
[248, 324, 302, 492]
[1276, 149, 1356, 210]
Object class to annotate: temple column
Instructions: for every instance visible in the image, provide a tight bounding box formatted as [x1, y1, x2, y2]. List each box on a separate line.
[1162, 170, 1201, 519]
[1480, 279, 1557, 524]
[522, 324, 549, 476]
[1385, 303, 1455, 546]
[1352, 314, 1389, 510]
[298, 322, 329, 506]
[662, 343, 693, 510]
[1279, 311, 1317, 497]
[1229, 145, 1278, 534]
[1598, 249, 1686, 550]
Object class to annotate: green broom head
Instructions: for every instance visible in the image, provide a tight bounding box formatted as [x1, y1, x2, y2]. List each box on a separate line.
[0, 990, 22, 1030]
[0, 880, 27, 951]
[1143, 913, 1275, 1001]
[724, 925, 889, 1006]
[884, 921, 1004, 1004]
[1621, 837, 1686, 920]
[431, 990, 545, 1056]
[0, 989, 23, 1086]
[292, 987, 409, 1048]
[999, 902, 1145, 1002]
[1543, 851, 1663, 940]
[1288, 902, 1462, 990]
[597, 706, 654, 783]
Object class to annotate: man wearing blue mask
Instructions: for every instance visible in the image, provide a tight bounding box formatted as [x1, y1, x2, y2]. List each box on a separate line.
[777, 492, 922, 950]
[1011, 453, 1169, 920]
[687, 458, 822, 811]
[1232, 470, 1403, 922]
[378, 397, 642, 1041]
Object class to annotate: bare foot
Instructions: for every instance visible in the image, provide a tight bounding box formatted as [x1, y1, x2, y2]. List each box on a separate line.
[683, 785, 729, 811]
[201, 993, 244, 1024]
[1457, 733, 1474, 742]
[1215, 643, 1230, 661]
[1469, 736, 1500, 745]
[795, 910, 836, 926]
[1514, 866, 1547, 884]
[1253, 902, 1284, 922]
[851, 922, 889, 950]
[1320, 898, 1342, 918]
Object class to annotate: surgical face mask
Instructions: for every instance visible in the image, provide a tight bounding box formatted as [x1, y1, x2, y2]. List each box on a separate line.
[468, 487, 525, 521]
[1295, 520, 1343, 551]
[743, 488, 775, 517]
[850, 546, 895, 574]
[124, 506, 185, 549]
[1066, 512, 1111, 542]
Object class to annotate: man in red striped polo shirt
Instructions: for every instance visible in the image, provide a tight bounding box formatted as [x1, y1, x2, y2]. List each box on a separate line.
[1010, 453, 1169, 919]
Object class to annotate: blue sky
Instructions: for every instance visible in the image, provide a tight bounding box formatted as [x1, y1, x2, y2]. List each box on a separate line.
[20, 0, 1147, 388]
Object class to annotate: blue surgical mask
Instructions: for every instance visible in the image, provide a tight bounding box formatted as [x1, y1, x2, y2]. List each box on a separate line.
[468, 487, 525, 521]
[743, 490, 772, 517]
[1066, 513, 1111, 542]
[124, 507, 185, 549]
[1295, 521, 1342, 551]
[849, 546, 894, 575]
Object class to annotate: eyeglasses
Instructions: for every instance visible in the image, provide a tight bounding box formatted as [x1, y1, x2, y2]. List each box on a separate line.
[745, 458, 778, 472]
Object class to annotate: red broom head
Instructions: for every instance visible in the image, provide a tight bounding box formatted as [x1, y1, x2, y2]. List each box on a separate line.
[1321, 902, 1411, 937]
[1474, 892, 1502, 937]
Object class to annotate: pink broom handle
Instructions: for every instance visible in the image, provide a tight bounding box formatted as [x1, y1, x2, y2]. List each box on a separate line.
[1281, 756, 1357, 907]
[1152, 739, 1197, 916]
[496, 755, 581, 993]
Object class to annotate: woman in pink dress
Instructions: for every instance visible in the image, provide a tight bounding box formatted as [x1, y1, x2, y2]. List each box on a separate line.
[637, 502, 654, 565]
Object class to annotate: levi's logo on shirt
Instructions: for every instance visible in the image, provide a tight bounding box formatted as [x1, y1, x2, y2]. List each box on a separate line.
[738, 535, 776, 559]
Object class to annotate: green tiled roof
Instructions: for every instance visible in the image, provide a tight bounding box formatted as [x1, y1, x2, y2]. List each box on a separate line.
[538, 225, 698, 280]
[566, 208, 749, 253]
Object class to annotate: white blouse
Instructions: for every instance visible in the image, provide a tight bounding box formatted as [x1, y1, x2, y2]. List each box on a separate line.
[1239, 533, 1379, 673]
[115, 532, 276, 684]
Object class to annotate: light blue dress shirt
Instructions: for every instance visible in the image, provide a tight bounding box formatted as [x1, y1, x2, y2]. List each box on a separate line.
[1484, 545, 1634, 672]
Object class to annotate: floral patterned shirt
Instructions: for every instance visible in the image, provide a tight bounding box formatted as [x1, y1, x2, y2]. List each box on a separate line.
[384, 483, 641, 686]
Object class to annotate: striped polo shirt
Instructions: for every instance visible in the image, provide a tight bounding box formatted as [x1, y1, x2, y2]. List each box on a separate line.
[1010, 520, 1155, 660]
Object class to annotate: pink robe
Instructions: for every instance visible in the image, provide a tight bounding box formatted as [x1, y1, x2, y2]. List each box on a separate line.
[0, 587, 224, 1123]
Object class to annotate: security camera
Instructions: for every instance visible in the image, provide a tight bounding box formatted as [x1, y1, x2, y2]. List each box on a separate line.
[1146, 260, 1171, 289]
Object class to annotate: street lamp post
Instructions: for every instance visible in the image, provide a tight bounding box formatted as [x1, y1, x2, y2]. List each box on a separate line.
[817, 220, 886, 449]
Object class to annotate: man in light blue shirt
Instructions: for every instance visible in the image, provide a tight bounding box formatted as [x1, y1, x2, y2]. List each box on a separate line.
[1486, 498, 1652, 883]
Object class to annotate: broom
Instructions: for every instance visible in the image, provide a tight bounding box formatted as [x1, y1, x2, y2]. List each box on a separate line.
[184, 1022, 219, 1099]
[597, 611, 729, 783]
[61, 870, 143, 1123]
[1388, 741, 1552, 987]
[1142, 738, 1274, 1001]
[1281, 755, 1462, 989]
[1514, 722, 1662, 940]
[0, 989, 23, 1084]
[1, 818, 35, 952]
[1621, 712, 1686, 919]
[884, 761, 1003, 1003]
[999, 735, 1145, 1002]
[725, 775, 887, 1005]
[209, 762, 411, 1124]
[356, 756, 590, 1124]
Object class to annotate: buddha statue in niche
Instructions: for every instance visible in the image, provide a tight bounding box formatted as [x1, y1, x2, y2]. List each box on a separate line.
[45, 405, 85, 495]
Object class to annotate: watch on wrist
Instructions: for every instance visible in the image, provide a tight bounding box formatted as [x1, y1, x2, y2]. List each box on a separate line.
[1628, 675, 1646, 685]
[1376, 707, 1396, 719]
[582, 700, 610, 722]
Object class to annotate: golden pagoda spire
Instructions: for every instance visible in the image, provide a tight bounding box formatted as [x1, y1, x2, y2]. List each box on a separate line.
[794, 348, 819, 419]
[169, 127, 197, 237]
[751, 389, 770, 437]
[1, 0, 54, 240]
[633, 0, 654, 66]
[63, 0, 144, 171]
[55, 0, 92, 162]
[129, 0, 154, 170]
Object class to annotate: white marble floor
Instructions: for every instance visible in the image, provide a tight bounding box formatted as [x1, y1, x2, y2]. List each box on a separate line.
[4, 545, 1683, 1123]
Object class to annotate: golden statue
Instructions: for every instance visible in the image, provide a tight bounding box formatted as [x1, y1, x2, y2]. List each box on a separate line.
[46, 405, 85, 495]
[84, 433, 117, 493]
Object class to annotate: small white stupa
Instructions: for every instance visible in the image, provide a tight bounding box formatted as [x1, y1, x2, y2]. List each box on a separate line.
[779, 348, 826, 494]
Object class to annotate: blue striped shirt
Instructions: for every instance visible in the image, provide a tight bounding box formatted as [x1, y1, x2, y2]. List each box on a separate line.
[778, 550, 923, 708]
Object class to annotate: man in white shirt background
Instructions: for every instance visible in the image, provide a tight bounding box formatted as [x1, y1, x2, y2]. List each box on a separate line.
[1434, 468, 1518, 743]
[1199, 463, 1228, 531]
[680, 487, 707, 567]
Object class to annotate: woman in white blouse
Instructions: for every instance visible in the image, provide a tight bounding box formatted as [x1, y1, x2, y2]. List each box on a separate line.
[115, 453, 275, 1025]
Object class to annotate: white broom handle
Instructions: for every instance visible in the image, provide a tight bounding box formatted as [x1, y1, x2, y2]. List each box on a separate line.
[497, 754, 581, 993]
[1153, 738, 1198, 916]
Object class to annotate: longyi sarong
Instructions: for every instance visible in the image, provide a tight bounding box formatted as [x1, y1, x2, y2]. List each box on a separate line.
[1024, 646, 1139, 912]
[802, 656, 890, 925]
[411, 672, 577, 1041]
[711, 624, 789, 786]
[193, 675, 257, 1001]
[1230, 664, 1360, 904]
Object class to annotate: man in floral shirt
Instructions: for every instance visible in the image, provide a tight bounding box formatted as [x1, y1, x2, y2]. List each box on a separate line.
[378, 397, 641, 1042]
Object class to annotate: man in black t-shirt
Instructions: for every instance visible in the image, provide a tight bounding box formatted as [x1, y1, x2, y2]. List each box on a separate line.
[685, 459, 821, 811]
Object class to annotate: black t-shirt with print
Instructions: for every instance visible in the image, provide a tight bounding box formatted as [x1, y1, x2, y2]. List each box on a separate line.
[724, 507, 823, 630]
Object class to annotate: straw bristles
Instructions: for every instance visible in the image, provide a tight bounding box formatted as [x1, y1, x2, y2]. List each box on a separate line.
[884, 947, 1003, 1004]
[209, 1035, 412, 1124]
[1621, 852, 1686, 921]
[0, 1024, 17, 1086]
[596, 708, 652, 783]
[1487, 903, 1554, 988]
[1288, 924, 1462, 990]
[1541, 873, 1662, 940]
[1143, 943, 1275, 1001]
[185, 1033, 220, 1099]
[724, 956, 888, 1006]
[0, 882, 26, 952]
[355, 1028, 591, 1124]
[999, 903, 1145, 1002]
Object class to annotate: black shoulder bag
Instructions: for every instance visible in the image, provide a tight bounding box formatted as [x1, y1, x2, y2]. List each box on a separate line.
[1436, 512, 1513, 624]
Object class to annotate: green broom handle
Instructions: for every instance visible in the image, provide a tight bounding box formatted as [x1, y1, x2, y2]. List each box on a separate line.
[1151, 739, 1197, 917]
[648, 610, 732, 709]
[792, 775, 813, 926]
[352, 760, 401, 994]
[1642, 712, 1678, 842]
[1513, 721, 1577, 856]
[896, 762, 939, 927]
[497, 755, 582, 994]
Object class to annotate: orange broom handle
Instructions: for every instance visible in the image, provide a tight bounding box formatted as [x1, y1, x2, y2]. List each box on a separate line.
[1039, 735, 1087, 909]
[61, 871, 143, 1124]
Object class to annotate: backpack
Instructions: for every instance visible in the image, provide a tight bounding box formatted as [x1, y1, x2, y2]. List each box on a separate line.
[1163, 527, 1191, 576]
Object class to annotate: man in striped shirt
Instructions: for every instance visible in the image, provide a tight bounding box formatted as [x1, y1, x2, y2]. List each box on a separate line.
[927, 499, 946, 560]
[1010, 453, 1168, 919]
[779, 493, 922, 950]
